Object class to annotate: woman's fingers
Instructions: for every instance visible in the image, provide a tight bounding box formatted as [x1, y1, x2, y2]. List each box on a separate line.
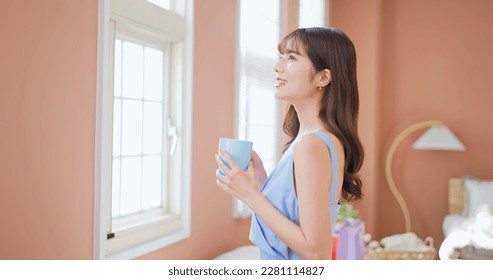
[246, 161, 255, 175]
[215, 169, 230, 188]
[215, 153, 232, 175]
[215, 169, 239, 197]
[215, 169, 225, 181]
[251, 150, 262, 164]
[219, 149, 240, 171]
[215, 151, 257, 201]
[251, 149, 258, 159]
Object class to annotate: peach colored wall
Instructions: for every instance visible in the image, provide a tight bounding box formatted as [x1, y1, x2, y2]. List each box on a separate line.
[0, 1, 97, 259]
[286, 0, 299, 32]
[331, 0, 493, 248]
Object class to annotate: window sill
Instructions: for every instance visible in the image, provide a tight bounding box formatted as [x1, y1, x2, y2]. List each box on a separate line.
[106, 213, 187, 259]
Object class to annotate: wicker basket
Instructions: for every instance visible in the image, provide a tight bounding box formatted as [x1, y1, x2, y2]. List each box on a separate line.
[365, 237, 436, 260]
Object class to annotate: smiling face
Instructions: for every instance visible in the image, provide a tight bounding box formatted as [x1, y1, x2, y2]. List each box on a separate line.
[274, 44, 316, 102]
[274, 38, 328, 103]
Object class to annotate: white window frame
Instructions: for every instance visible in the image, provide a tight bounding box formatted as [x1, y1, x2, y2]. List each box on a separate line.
[94, 0, 194, 260]
[233, 0, 286, 219]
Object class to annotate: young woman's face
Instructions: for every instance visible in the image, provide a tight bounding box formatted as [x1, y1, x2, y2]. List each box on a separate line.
[274, 45, 318, 101]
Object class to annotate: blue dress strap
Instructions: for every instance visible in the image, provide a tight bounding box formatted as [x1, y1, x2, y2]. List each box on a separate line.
[312, 131, 340, 206]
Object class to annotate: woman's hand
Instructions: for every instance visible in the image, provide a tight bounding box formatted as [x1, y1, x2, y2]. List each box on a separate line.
[215, 149, 262, 207]
[251, 150, 268, 189]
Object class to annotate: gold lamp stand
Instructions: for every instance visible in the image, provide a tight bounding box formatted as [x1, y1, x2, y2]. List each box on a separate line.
[385, 120, 466, 233]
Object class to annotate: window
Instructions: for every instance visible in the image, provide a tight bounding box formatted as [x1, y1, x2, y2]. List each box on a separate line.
[147, 0, 171, 10]
[299, 0, 327, 28]
[234, 0, 282, 218]
[94, 0, 193, 259]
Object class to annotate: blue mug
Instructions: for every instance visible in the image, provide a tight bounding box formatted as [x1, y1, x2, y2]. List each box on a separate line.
[218, 138, 253, 175]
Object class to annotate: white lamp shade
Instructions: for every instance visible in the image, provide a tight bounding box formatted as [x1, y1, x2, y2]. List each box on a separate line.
[412, 125, 465, 151]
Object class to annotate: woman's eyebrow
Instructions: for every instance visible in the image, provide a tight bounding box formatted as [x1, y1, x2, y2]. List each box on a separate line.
[284, 50, 301, 55]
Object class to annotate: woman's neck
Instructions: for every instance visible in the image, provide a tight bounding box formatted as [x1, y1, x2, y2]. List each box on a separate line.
[293, 101, 323, 135]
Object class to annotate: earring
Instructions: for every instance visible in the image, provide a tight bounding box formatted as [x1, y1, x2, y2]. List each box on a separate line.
[318, 86, 322, 90]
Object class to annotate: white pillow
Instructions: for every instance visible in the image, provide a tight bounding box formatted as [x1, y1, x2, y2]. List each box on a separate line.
[463, 176, 493, 217]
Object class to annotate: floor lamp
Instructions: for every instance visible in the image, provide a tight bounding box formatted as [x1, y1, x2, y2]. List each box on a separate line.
[385, 120, 466, 233]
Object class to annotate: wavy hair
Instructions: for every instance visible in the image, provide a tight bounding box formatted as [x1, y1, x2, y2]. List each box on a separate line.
[279, 27, 364, 201]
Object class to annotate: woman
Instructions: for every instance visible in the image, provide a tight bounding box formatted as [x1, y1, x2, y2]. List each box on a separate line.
[215, 27, 364, 260]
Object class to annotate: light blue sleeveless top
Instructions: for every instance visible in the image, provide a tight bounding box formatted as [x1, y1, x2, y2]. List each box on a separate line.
[249, 131, 341, 260]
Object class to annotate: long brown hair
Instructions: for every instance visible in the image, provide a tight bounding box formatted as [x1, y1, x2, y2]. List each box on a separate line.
[279, 27, 364, 201]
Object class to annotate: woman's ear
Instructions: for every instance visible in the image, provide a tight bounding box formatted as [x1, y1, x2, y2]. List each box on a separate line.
[318, 69, 331, 87]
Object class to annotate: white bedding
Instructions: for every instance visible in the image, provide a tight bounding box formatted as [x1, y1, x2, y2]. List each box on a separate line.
[440, 205, 493, 259]
[442, 214, 467, 238]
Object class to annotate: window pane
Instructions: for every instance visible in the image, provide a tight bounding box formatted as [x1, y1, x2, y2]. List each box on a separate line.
[122, 41, 144, 98]
[247, 126, 277, 174]
[120, 157, 142, 216]
[246, 87, 277, 126]
[121, 100, 143, 156]
[143, 102, 163, 154]
[240, 0, 279, 55]
[144, 47, 164, 101]
[299, 0, 326, 28]
[112, 99, 121, 156]
[142, 155, 162, 210]
[239, 0, 280, 176]
[147, 0, 171, 10]
[114, 39, 122, 97]
[111, 158, 121, 217]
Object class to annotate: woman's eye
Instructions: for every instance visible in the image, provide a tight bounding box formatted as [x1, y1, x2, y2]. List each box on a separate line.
[288, 55, 295, 60]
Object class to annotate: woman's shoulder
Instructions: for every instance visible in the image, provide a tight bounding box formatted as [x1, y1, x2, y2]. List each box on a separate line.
[293, 131, 330, 157]
[293, 131, 344, 160]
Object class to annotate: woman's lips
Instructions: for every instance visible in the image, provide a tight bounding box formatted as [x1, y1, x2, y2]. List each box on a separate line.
[276, 78, 287, 88]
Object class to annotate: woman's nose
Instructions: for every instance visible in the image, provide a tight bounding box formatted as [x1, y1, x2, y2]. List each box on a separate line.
[274, 60, 283, 73]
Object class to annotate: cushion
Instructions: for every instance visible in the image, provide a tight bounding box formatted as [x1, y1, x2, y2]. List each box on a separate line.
[442, 214, 467, 238]
[463, 176, 493, 217]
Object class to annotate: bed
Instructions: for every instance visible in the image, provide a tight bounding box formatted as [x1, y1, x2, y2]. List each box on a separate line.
[439, 177, 493, 259]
